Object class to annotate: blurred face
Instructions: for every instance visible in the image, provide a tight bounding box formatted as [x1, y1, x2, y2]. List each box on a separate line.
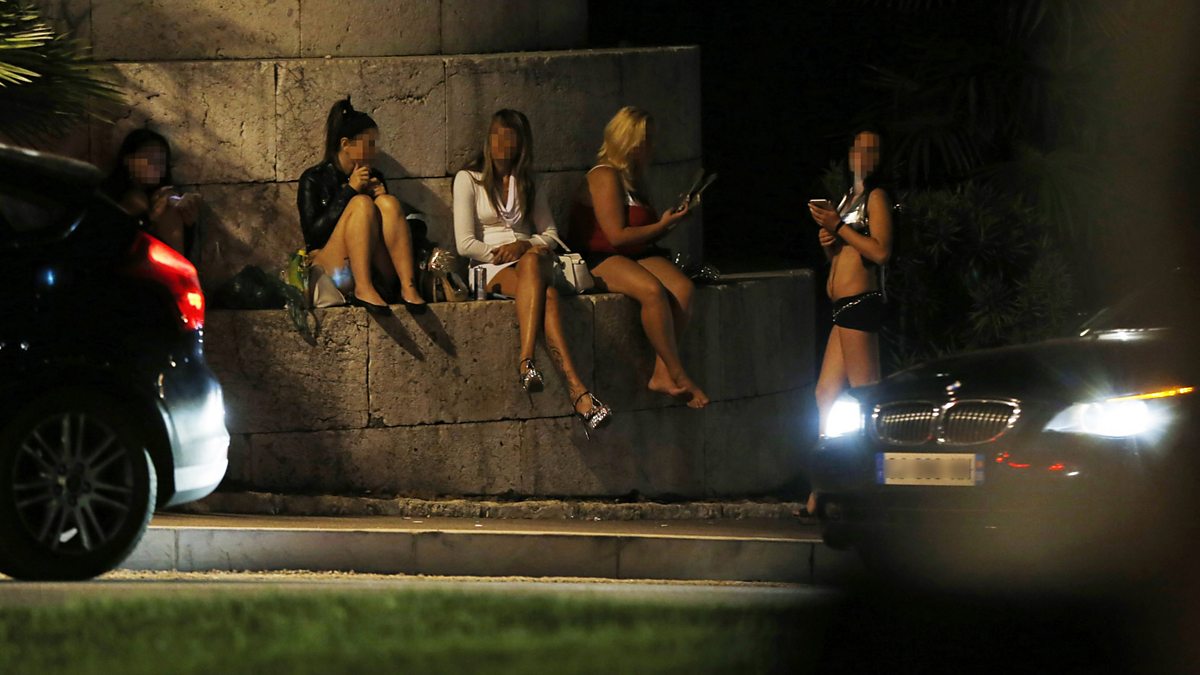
[124, 143, 168, 187]
[341, 127, 379, 167]
[628, 122, 653, 168]
[489, 122, 520, 165]
[850, 131, 882, 178]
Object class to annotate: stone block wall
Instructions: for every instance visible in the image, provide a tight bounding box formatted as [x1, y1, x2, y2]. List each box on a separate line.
[36, 0, 705, 289]
[206, 272, 817, 499]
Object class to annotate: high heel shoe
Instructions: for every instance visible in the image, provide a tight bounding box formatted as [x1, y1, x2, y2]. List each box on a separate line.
[573, 392, 613, 440]
[430, 270, 470, 303]
[519, 358, 544, 394]
[426, 249, 470, 303]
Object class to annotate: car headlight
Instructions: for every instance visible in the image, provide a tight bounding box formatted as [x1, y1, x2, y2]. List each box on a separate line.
[824, 394, 864, 438]
[1044, 386, 1193, 438]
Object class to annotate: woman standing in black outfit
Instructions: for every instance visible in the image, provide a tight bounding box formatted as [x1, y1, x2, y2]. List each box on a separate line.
[297, 98, 425, 311]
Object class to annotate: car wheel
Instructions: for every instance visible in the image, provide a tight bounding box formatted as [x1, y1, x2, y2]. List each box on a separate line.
[0, 392, 157, 581]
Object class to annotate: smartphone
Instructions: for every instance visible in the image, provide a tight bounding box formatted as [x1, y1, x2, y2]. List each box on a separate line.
[677, 171, 718, 211]
[808, 198, 833, 210]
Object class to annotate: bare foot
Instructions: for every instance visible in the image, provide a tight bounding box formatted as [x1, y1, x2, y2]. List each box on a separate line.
[647, 371, 688, 397]
[674, 374, 710, 409]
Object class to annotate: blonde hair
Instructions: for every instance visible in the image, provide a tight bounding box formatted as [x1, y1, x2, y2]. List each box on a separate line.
[597, 106, 652, 194]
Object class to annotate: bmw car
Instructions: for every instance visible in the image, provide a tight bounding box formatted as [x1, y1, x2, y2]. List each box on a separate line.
[0, 143, 229, 580]
[810, 267, 1199, 583]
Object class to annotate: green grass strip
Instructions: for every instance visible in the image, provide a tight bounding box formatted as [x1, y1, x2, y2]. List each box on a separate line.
[0, 589, 822, 674]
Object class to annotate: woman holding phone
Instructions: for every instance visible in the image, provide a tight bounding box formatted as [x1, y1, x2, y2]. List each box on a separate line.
[297, 98, 426, 312]
[101, 128, 203, 259]
[569, 106, 708, 409]
[807, 126, 894, 514]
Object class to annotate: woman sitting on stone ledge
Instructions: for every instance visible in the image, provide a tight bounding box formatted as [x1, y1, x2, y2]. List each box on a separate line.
[454, 109, 612, 436]
[296, 98, 426, 314]
[101, 128, 203, 260]
[569, 106, 708, 409]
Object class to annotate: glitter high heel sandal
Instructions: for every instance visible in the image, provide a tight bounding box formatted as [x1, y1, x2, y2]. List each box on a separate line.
[573, 392, 613, 440]
[519, 358, 544, 394]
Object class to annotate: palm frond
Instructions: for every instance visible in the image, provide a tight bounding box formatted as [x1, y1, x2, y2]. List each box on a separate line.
[0, 0, 124, 143]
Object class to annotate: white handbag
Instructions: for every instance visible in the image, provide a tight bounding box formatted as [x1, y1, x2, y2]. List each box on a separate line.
[543, 233, 595, 294]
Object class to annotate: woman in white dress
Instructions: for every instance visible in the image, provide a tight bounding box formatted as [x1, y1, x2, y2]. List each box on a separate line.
[453, 109, 612, 435]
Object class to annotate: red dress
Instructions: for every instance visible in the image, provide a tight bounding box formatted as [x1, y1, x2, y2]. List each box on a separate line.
[568, 195, 658, 257]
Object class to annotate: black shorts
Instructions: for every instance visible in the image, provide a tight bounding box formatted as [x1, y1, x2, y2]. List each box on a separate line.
[832, 291, 885, 332]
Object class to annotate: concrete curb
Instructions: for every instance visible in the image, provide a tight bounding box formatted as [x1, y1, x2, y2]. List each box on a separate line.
[124, 514, 863, 584]
[178, 492, 811, 521]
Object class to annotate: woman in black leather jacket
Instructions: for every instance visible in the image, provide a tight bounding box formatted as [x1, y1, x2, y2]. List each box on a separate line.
[297, 98, 426, 311]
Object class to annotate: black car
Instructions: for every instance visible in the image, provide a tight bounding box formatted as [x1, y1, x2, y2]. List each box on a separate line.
[0, 144, 229, 580]
[811, 268, 1199, 584]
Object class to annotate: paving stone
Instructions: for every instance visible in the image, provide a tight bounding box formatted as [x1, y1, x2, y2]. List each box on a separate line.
[91, 60, 277, 184]
[275, 56, 447, 183]
[367, 296, 594, 426]
[175, 528, 415, 573]
[519, 407, 706, 498]
[191, 182, 302, 289]
[446, 51, 623, 173]
[204, 308, 369, 434]
[299, 0, 441, 57]
[241, 423, 525, 496]
[91, 0, 300, 60]
[703, 389, 813, 497]
[413, 531, 618, 577]
[123, 529, 176, 572]
[618, 538, 808, 582]
[618, 47, 703, 165]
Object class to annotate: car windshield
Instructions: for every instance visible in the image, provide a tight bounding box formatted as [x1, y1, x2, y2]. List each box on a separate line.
[1078, 268, 1198, 333]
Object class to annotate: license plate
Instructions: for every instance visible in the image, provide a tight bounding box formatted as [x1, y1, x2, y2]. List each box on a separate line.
[876, 453, 984, 486]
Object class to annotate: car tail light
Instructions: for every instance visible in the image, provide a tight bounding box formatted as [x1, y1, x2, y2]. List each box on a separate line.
[126, 231, 205, 331]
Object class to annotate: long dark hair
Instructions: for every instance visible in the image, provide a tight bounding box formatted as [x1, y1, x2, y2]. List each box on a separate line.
[324, 97, 378, 163]
[100, 128, 173, 199]
[465, 109, 536, 217]
[849, 124, 889, 197]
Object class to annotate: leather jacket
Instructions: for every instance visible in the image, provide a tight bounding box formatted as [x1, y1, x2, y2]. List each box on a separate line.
[297, 159, 385, 252]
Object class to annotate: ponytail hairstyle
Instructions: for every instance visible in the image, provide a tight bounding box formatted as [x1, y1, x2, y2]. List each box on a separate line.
[465, 109, 536, 217]
[324, 97, 378, 163]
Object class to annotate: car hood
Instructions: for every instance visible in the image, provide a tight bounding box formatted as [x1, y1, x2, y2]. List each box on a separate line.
[869, 330, 1193, 405]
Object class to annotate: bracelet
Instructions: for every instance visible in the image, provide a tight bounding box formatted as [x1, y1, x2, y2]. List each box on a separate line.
[833, 220, 846, 235]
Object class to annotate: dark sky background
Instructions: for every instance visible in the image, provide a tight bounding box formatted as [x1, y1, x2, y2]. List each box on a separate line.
[589, 0, 937, 273]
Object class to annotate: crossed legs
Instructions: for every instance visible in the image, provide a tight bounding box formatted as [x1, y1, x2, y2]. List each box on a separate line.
[491, 248, 593, 414]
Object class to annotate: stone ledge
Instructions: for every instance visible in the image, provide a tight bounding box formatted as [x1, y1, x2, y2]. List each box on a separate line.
[175, 492, 810, 521]
[202, 273, 816, 500]
[207, 274, 815, 433]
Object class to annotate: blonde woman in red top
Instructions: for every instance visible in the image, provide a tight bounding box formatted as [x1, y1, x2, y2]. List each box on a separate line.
[569, 106, 708, 408]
